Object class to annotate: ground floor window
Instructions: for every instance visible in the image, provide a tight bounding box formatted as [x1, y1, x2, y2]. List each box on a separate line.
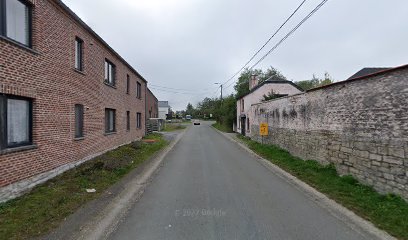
[105, 108, 116, 133]
[136, 112, 142, 129]
[75, 104, 84, 138]
[126, 111, 130, 131]
[0, 95, 33, 150]
[247, 118, 250, 131]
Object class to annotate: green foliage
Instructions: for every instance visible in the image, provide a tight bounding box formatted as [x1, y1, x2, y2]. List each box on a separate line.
[296, 72, 334, 91]
[237, 135, 408, 240]
[234, 66, 287, 98]
[262, 90, 280, 102]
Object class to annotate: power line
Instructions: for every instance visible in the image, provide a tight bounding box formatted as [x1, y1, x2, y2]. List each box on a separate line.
[223, 0, 329, 92]
[221, 0, 308, 87]
[149, 84, 215, 92]
[149, 86, 218, 97]
[250, 0, 329, 69]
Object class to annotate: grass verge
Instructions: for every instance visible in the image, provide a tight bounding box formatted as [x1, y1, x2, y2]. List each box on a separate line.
[237, 134, 408, 240]
[162, 123, 187, 132]
[0, 133, 167, 240]
[212, 122, 233, 133]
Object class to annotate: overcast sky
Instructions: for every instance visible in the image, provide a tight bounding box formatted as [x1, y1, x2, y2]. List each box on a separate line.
[63, 0, 408, 110]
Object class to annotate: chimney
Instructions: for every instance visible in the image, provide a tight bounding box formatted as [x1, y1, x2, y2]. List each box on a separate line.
[249, 74, 259, 91]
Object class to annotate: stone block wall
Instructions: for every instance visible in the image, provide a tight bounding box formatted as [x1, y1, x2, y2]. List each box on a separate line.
[249, 66, 408, 200]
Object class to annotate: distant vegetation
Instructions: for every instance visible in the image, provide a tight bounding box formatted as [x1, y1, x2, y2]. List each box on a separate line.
[296, 72, 334, 91]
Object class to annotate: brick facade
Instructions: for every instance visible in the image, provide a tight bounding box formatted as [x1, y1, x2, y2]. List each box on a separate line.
[0, 0, 149, 202]
[146, 88, 158, 119]
[249, 66, 408, 200]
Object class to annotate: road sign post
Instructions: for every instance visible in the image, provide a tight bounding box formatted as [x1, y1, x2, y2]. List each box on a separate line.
[260, 123, 268, 145]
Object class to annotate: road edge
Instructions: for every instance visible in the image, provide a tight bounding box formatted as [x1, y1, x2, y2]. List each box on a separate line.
[211, 126, 396, 240]
[62, 129, 187, 240]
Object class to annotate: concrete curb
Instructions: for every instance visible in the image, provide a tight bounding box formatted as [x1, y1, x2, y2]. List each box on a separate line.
[211, 126, 396, 240]
[67, 130, 187, 240]
[87, 129, 186, 240]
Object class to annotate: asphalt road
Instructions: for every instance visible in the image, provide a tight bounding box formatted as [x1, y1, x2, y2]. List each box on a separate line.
[109, 121, 373, 240]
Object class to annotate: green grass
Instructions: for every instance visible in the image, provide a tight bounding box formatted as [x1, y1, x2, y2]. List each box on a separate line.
[212, 122, 233, 133]
[162, 123, 187, 132]
[0, 134, 167, 240]
[237, 135, 408, 240]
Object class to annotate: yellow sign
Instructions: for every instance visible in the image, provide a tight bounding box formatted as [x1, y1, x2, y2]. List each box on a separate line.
[260, 123, 268, 136]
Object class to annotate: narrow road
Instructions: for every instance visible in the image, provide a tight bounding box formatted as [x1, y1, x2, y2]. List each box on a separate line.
[109, 122, 373, 240]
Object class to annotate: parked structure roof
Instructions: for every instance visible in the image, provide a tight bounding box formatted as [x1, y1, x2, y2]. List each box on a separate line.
[347, 68, 391, 80]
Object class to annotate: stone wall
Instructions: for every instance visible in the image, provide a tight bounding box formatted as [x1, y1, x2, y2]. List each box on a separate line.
[249, 66, 408, 200]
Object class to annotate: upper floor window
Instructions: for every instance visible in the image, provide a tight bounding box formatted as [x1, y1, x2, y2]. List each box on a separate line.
[136, 82, 142, 99]
[0, 95, 33, 150]
[75, 37, 83, 71]
[0, 0, 32, 47]
[126, 75, 130, 94]
[104, 59, 115, 86]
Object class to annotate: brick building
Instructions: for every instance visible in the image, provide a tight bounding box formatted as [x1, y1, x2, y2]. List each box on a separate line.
[0, 0, 151, 202]
[146, 88, 158, 119]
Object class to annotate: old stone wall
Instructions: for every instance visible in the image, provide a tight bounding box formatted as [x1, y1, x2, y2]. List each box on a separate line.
[249, 67, 408, 200]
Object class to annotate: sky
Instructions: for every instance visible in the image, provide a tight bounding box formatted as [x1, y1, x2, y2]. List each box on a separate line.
[62, 0, 408, 110]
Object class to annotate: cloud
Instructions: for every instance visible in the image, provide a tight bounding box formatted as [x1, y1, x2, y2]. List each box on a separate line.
[62, 0, 408, 110]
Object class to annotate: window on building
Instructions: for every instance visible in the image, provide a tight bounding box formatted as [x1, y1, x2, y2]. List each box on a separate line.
[136, 82, 142, 99]
[136, 112, 142, 129]
[241, 99, 245, 112]
[0, 0, 32, 47]
[104, 59, 115, 86]
[247, 118, 250, 131]
[126, 111, 130, 131]
[105, 108, 116, 133]
[0, 95, 33, 150]
[74, 104, 84, 138]
[126, 75, 130, 94]
[75, 37, 83, 71]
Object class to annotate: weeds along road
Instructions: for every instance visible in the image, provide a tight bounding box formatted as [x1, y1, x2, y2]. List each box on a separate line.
[109, 121, 375, 240]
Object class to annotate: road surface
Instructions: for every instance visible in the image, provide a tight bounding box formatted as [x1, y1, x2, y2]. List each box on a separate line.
[109, 121, 374, 240]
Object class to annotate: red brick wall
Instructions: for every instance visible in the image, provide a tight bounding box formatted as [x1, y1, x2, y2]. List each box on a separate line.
[0, 0, 146, 188]
[146, 88, 158, 119]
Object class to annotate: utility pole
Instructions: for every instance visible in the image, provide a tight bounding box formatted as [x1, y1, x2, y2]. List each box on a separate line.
[214, 83, 223, 101]
[220, 84, 223, 101]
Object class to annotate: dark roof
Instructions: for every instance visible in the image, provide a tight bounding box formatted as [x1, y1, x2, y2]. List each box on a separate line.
[347, 68, 391, 80]
[54, 1, 147, 83]
[237, 77, 304, 100]
[308, 64, 408, 92]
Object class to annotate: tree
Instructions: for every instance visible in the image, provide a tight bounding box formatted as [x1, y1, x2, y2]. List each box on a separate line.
[262, 90, 280, 102]
[185, 103, 195, 116]
[296, 72, 334, 91]
[234, 66, 287, 98]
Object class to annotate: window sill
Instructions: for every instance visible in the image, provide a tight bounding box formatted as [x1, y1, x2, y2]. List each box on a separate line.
[74, 69, 85, 75]
[0, 35, 39, 55]
[0, 145, 37, 156]
[74, 137, 85, 141]
[104, 82, 117, 89]
[104, 132, 117, 136]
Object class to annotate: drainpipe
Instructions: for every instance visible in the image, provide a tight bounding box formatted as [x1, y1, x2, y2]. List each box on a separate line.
[145, 82, 147, 136]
